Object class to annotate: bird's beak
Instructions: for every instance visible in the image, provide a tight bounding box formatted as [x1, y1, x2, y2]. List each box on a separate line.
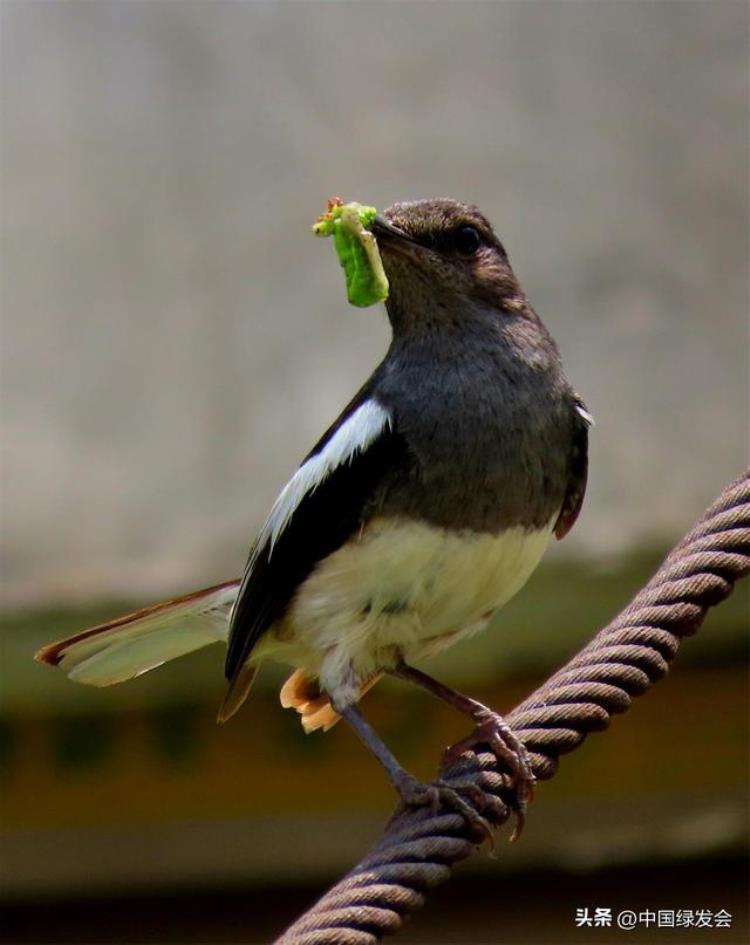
[370, 216, 424, 262]
[370, 215, 417, 246]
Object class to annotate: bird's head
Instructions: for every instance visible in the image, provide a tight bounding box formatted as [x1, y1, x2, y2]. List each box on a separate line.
[371, 199, 527, 335]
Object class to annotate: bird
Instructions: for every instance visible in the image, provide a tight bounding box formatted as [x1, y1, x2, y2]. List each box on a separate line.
[36, 199, 591, 834]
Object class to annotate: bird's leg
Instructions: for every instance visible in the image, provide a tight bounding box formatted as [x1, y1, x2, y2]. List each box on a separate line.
[332, 698, 492, 841]
[389, 661, 535, 830]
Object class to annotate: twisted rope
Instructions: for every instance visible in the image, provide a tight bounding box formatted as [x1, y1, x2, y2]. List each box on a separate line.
[276, 471, 750, 945]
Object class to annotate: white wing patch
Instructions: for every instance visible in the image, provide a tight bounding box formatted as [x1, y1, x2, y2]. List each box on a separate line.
[576, 402, 595, 427]
[257, 399, 392, 558]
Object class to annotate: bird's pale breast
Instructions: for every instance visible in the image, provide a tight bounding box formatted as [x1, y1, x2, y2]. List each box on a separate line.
[257, 515, 554, 702]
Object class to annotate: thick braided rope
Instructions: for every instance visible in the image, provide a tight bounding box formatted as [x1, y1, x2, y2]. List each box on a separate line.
[276, 471, 750, 945]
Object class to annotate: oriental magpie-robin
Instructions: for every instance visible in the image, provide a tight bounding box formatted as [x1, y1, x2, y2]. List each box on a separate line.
[37, 199, 591, 830]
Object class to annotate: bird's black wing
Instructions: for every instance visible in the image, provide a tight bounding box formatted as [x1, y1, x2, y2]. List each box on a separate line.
[225, 382, 405, 685]
[554, 397, 592, 540]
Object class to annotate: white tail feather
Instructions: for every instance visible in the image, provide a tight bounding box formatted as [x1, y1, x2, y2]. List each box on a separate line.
[36, 581, 239, 687]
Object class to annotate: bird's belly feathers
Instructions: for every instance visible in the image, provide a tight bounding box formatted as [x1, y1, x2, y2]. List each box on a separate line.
[259, 515, 553, 694]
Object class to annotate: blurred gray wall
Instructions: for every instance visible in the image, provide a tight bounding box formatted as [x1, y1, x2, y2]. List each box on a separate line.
[1, 0, 747, 607]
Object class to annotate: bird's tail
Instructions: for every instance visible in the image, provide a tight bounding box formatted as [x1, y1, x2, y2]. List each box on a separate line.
[36, 580, 374, 733]
[279, 669, 382, 733]
[35, 580, 239, 687]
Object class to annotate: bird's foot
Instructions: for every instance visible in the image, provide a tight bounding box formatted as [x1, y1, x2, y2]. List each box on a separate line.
[392, 771, 494, 843]
[442, 710, 535, 840]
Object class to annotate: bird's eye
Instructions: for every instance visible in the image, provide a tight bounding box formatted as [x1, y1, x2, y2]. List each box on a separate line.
[452, 225, 482, 257]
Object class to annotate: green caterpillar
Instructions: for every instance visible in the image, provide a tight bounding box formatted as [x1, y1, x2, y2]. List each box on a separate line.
[313, 200, 389, 308]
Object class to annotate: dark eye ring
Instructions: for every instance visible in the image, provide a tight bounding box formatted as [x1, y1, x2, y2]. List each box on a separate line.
[453, 225, 482, 257]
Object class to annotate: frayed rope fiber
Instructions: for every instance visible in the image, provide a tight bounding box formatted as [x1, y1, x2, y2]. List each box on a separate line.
[275, 471, 750, 945]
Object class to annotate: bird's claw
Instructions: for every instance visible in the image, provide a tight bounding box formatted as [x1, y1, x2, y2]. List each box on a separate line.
[393, 772, 494, 844]
[442, 710, 535, 840]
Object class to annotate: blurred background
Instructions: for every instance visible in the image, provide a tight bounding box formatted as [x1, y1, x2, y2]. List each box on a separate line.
[1, 1, 747, 942]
